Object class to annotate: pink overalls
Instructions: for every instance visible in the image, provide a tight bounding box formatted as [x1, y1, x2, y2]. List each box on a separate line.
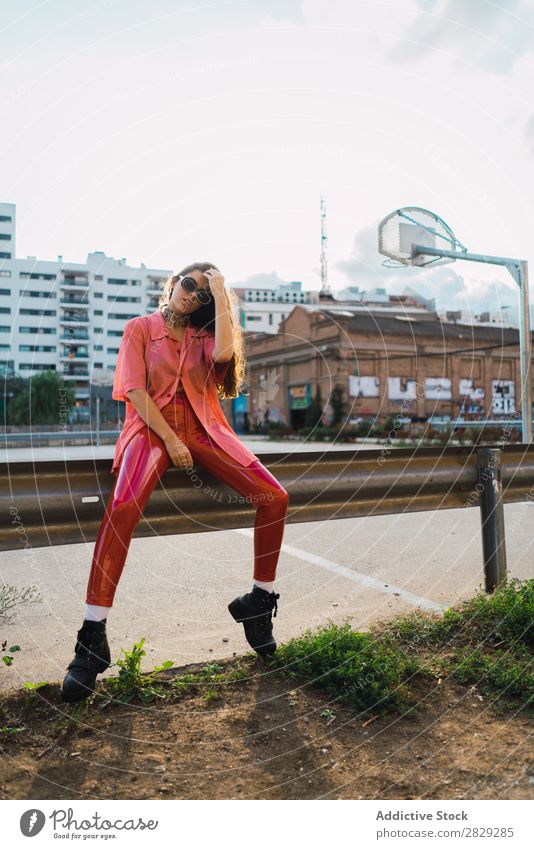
[85, 311, 289, 606]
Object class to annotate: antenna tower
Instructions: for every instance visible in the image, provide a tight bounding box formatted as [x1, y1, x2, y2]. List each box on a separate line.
[320, 192, 333, 299]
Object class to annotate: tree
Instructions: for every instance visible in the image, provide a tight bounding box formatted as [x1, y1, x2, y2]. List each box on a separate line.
[0, 375, 26, 425]
[6, 370, 76, 426]
[331, 383, 348, 427]
[304, 384, 324, 429]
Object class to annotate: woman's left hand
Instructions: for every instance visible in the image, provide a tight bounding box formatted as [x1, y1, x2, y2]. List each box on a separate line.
[204, 267, 225, 297]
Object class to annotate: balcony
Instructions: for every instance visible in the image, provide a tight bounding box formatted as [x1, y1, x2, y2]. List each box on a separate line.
[60, 275, 89, 288]
[60, 313, 89, 325]
[60, 297, 89, 307]
[59, 333, 89, 342]
[60, 351, 89, 361]
[62, 368, 90, 379]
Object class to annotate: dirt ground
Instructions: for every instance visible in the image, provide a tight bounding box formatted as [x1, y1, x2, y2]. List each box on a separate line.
[0, 655, 532, 800]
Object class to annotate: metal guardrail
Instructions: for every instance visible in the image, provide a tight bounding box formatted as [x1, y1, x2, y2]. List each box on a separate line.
[2, 445, 533, 592]
[0, 430, 120, 446]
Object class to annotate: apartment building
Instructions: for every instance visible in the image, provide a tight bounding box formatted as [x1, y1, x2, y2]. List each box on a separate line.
[0, 202, 170, 422]
[232, 279, 320, 335]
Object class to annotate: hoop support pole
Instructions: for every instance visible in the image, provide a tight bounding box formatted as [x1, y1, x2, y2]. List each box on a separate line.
[412, 244, 532, 443]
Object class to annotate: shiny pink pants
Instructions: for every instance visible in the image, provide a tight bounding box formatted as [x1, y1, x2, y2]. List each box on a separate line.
[86, 392, 289, 606]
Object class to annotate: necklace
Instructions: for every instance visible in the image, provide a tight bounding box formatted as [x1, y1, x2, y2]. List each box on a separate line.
[161, 304, 190, 329]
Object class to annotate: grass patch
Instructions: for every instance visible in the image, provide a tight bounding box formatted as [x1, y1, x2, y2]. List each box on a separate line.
[99, 638, 172, 706]
[389, 577, 533, 651]
[169, 661, 248, 700]
[98, 642, 249, 708]
[268, 577, 534, 718]
[268, 621, 423, 717]
[449, 645, 534, 704]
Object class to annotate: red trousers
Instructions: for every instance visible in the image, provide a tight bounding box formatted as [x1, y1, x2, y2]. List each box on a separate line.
[86, 391, 289, 606]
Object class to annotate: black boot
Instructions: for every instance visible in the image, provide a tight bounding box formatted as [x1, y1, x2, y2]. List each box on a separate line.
[228, 586, 280, 657]
[60, 619, 111, 703]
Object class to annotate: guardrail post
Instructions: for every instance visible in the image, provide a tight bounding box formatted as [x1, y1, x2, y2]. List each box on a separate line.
[476, 447, 507, 592]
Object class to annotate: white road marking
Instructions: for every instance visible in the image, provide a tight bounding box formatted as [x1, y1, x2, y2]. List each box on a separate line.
[233, 529, 446, 612]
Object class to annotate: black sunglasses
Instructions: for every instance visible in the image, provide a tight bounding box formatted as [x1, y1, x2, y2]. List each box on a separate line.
[174, 275, 212, 305]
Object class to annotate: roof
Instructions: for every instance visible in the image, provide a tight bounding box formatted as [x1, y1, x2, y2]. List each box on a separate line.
[319, 310, 524, 344]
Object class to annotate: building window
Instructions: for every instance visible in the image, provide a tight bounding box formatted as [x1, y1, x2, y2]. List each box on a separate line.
[497, 360, 513, 380]
[19, 345, 57, 352]
[0, 288, 10, 295]
[0, 215, 12, 222]
[0, 234, 11, 240]
[0, 270, 11, 277]
[460, 357, 481, 379]
[19, 363, 56, 371]
[107, 295, 142, 303]
[0, 252, 12, 258]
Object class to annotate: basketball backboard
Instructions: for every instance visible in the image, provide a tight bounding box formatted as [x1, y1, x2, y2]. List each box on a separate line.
[378, 206, 467, 267]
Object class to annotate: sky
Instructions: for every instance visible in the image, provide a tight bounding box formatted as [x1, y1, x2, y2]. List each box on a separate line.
[2, 0, 534, 313]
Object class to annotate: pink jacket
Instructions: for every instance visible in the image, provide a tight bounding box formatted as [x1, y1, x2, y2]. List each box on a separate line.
[111, 309, 257, 474]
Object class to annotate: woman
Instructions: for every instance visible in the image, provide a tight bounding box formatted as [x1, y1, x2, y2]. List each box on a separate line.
[61, 263, 289, 703]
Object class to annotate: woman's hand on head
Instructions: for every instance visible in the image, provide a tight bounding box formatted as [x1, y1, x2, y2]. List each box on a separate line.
[164, 434, 194, 470]
[204, 267, 225, 297]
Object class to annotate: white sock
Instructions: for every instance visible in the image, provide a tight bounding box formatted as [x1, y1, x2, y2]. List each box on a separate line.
[253, 579, 275, 593]
[86, 603, 111, 622]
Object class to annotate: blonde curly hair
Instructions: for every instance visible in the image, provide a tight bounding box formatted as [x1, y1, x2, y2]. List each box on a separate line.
[158, 262, 246, 399]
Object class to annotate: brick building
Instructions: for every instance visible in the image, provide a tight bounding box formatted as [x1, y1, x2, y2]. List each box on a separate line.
[242, 306, 531, 428]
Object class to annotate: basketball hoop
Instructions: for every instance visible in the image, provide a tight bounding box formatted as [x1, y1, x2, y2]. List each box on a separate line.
[377, 204, 532, 442]
[378, 206, 468, 268]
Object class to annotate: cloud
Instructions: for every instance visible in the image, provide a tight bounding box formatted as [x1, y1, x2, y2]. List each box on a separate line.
[233, 270, 291, 288]
[386, 0, 534, 74]
[333, 220, 518, 312]
[257, 13, 301, 29]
